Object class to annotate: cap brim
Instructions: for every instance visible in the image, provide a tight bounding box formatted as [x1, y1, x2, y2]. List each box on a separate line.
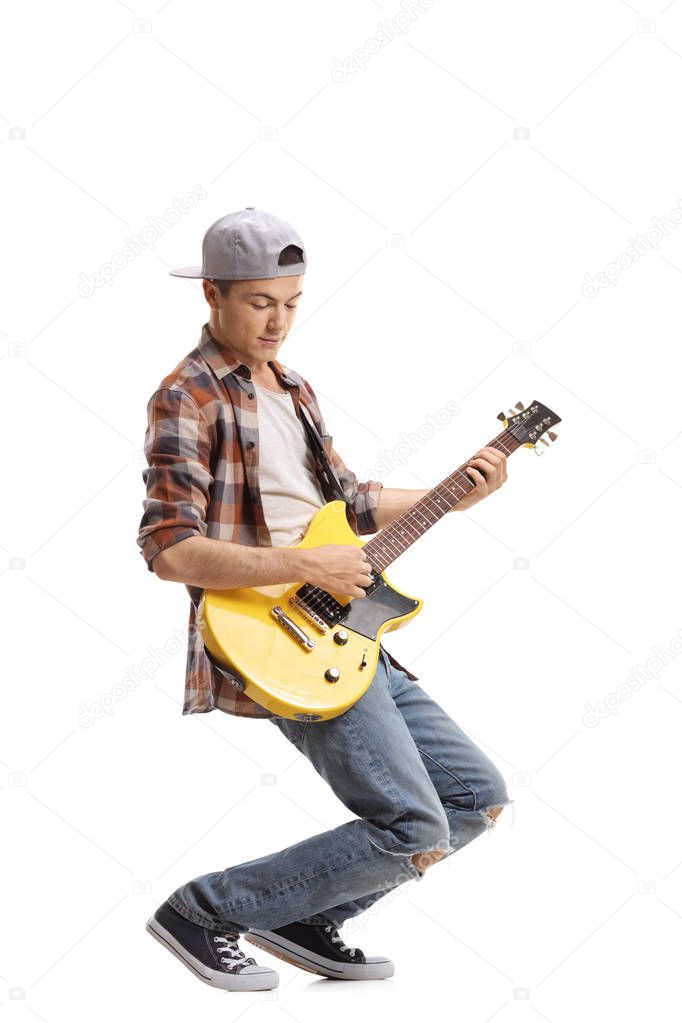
[168, 266, 204, 278]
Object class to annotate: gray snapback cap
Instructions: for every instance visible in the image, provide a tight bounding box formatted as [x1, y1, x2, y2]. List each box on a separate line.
[169, 207, 307, 280]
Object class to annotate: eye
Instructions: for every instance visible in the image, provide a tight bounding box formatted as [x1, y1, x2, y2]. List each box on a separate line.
[250, 302, 299, 310]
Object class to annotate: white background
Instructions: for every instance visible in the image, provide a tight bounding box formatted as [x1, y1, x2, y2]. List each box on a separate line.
[2, 0, 682, 1019]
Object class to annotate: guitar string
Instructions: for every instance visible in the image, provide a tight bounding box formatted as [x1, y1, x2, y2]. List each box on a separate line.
[295, 426, 521, 621]
[297, 429, 516, 619]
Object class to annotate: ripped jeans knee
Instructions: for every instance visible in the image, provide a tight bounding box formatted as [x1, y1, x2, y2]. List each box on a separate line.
[367, 790, 512, 887]
[366, 811, 451, 883]
[479, 801, 506, 831]
[473, 770, 513, 832]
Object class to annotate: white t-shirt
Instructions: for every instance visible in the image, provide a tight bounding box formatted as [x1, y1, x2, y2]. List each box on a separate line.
[252, 379, 326, 547]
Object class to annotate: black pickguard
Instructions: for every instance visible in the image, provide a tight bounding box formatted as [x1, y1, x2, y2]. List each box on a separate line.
[339, 575, 419, 641]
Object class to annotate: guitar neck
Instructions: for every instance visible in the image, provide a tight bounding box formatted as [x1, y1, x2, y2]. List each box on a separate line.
[363, 427, 525, 572]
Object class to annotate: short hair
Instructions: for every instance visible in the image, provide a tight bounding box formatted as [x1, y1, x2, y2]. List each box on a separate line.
[209, 244, 304, 297]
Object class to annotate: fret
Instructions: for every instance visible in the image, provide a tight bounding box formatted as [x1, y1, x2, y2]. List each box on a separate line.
[392, 512, 420, 537]
[398, 511, 429, 536]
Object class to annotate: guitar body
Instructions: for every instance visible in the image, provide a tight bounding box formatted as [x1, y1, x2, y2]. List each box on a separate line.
[198, 500, 423, 721]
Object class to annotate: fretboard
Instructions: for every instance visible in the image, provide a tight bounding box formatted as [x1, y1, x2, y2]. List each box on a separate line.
[363, 427, 523, 572]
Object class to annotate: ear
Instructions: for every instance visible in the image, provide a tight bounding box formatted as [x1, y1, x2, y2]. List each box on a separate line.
[202, 279, 219, 307]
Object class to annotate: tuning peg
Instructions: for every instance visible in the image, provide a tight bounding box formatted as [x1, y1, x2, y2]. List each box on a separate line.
[540, 437, 549, 446]
[507, 408, 517, 418]
[548, 431, 558, 442]
[515, 401, 525, 410]
[497, 411, 507, 422]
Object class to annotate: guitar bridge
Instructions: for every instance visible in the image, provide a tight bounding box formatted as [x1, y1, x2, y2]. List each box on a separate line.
[288, 594, 329, 634]
[270, 605, 316, 649]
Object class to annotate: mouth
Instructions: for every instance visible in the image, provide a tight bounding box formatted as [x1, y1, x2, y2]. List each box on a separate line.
[258, 337, 282, 345]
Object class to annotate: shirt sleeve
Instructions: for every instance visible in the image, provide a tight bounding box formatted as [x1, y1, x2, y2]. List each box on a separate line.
[136, 387, 214, 572]
[300, 376, 384, 536]
[327, 441, 384, 536]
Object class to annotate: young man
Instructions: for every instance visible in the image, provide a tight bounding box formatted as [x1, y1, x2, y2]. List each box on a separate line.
[137, 208, 511, 992]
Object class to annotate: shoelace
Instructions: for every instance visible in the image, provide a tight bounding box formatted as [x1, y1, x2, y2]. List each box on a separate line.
[213, 934, 257, 972]
[324, 924, 358, 957]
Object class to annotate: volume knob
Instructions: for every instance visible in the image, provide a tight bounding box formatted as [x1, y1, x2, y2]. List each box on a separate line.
[333, 630, 349, 645]
[324, 667, 340, 684]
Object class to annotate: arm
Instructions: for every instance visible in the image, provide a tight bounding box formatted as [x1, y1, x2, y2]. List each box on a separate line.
[136, 386, 344, 591]
[153, 533, 310, 588]
[154, 534, 371, 597]
[136, 386, 213, 575]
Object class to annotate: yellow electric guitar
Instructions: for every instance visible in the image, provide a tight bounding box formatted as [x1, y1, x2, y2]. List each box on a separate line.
[198, 400, 561, 721]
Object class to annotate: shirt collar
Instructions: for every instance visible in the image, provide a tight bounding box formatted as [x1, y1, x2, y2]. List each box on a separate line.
[197, 322, 297, 389]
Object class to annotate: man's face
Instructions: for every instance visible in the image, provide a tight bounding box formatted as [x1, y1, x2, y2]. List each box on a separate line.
[203, 275, 303, 366]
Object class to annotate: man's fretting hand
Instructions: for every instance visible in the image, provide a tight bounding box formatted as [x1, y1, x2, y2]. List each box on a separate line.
[453, 446, 508, 511]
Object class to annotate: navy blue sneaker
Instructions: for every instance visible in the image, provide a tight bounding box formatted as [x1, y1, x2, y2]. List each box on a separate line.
[245, 920, 394, 980]
[146, 900, 279, 991]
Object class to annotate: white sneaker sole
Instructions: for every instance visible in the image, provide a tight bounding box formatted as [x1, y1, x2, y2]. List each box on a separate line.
[146, 916, 279, 991]
[245, 929, 394, 980]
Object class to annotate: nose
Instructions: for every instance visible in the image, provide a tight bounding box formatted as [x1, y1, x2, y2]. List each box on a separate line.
[268, 306, 288, 332]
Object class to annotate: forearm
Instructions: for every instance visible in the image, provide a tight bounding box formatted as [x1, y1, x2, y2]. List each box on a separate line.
[375, 488, 431, 530]
[152, 535, 308, 589]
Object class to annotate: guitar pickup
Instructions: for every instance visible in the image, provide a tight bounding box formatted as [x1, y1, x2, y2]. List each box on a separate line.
[270, 605, 316, 650]
[288, 594, 329, 633]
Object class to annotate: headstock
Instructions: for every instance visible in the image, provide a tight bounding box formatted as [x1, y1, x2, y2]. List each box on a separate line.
[497, 400, 561, 455]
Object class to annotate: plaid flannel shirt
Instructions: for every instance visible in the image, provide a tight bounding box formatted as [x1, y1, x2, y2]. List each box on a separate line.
[136, 322, 418, 717]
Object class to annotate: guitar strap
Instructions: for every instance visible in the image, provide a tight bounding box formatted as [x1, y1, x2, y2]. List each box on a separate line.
[296, 399, 348, 506]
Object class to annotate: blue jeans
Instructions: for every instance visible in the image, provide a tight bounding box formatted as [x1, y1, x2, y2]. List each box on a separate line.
[168, 646, 510, 933]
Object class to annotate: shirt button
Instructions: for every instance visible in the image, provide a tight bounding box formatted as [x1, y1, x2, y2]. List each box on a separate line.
[247, 391, 255, 399]
[246, 441, 255, 449]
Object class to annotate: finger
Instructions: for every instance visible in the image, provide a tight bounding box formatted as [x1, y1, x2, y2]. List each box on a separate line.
[478, 448, 505, 466]
[470, 456, 507, 486]
[468, 458, 496, 476]
[481, 453, 506, 480]
[486, 464, 504, 487]
[464, 465, 487, 489]
[493, 454, 507, 479]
